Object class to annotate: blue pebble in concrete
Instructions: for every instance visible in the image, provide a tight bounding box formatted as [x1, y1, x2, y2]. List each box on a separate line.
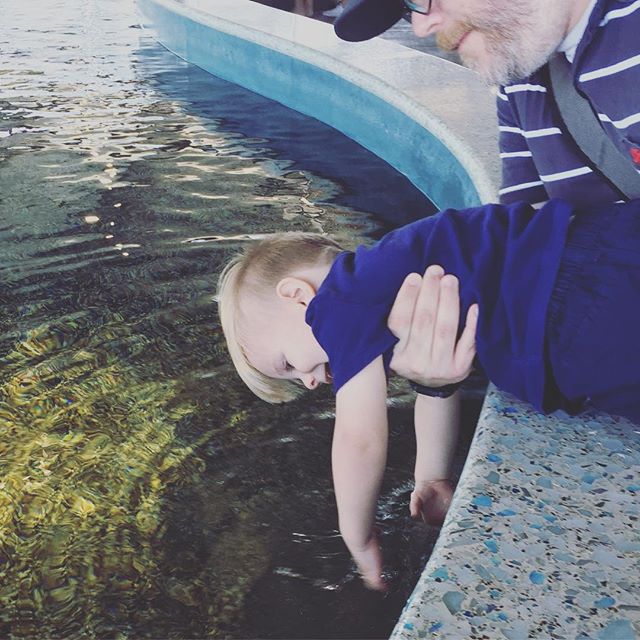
[431, 567, 449, 581]
[442, 591, 465, 614]
[594, 596, 616, 608]
[484, 540, 499, 553]
[596, 619, 635, 640]
[529, 571, 545, 585]
[471, 494, 492, 508]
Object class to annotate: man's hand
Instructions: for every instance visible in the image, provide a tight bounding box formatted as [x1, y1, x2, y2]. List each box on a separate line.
[347, 530, 387, 592]
[388, 265, 478, 387]
[410, 479, 454, 527]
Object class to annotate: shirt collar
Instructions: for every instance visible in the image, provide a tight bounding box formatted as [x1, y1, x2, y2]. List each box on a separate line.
[557, 0, 598, 62]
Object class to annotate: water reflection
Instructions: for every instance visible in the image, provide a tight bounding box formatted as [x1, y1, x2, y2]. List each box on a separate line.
[0, 1, 472, 638]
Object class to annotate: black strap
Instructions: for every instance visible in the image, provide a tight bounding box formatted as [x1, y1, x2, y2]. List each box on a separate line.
[548, 53, 640, 199]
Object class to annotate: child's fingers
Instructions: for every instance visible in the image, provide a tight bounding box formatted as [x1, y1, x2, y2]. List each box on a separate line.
[409, 493, 423, 520]
[363, 571, 388, 592]
[352, 538, 387, 592]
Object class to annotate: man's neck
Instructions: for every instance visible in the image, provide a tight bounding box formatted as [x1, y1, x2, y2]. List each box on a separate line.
[558, 0, 597, 61]
[567, 0, 595, 34]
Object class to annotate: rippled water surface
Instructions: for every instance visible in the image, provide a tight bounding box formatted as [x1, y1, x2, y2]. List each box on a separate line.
[0, 1, 478, 637]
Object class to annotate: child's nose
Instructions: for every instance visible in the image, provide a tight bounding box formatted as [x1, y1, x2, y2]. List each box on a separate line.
[412, 11, 443, 38]
[301, 373, 318, 390]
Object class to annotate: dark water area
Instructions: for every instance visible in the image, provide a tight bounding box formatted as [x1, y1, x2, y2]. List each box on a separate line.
[0, 1, 480, 637]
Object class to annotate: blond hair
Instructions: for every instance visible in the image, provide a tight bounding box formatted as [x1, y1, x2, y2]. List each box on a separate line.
[217, 232, 342, 403]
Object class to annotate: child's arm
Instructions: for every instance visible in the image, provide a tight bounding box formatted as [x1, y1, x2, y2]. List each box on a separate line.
[332, 356, 388, 591]
[410, 391, 460, 525]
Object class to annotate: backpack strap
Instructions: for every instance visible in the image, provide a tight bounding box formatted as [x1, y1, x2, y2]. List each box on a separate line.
[548, 53, 640, 199]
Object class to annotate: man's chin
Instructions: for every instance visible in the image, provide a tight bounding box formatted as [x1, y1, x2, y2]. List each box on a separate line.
[461, 56, 507, 86]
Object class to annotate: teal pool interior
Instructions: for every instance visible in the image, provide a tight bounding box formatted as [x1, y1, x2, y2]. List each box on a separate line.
[137, 0, 484, 211]
[140, 43, 439, 233]
[0, 1, 481, 637]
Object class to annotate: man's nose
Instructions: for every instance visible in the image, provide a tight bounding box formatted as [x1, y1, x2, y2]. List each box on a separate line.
[412, 11, 443, 37]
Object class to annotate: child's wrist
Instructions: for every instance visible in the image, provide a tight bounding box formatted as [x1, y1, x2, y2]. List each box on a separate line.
[413, 477, 451, 488]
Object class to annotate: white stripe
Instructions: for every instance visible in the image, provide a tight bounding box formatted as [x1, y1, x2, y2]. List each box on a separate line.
[531, 201, 548, 209]
[579, 54, 640, 82]
[598, 111, 640, 129]
[499, 180, 544, 195]
[504, 83, 547, 93]
[499, 151, 533, 158]
[599, 0, 640, 26]
[540, 166, 593, 182]
[499, 125, 524, 135]
[523, 127, 562, 139]
[498, 126, 562, 138]
[496, 92, 508, 101]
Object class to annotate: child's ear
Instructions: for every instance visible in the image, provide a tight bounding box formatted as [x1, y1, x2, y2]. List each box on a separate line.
[276, 277, 315, 306]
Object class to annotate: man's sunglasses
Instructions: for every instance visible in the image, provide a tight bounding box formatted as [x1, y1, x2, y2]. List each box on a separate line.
[402, 0, 433, 21]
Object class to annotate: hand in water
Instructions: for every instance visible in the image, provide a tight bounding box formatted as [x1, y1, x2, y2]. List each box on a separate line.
[410, 479, 454, 526]
[388, 266, 478, 387]
[349, 530, 387, 592]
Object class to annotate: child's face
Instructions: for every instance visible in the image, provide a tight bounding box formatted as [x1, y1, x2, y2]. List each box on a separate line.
[243, 293, 331, 391]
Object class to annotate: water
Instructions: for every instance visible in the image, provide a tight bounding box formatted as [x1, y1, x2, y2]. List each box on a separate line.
[0, 1, 480, 637]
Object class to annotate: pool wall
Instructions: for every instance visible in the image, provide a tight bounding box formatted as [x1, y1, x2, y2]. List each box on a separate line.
[136, 0, 499, 210]
[137, 2, 640, 638]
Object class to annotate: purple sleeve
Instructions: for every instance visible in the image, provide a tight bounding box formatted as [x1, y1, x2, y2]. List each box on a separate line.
[306, 293, 397, 393]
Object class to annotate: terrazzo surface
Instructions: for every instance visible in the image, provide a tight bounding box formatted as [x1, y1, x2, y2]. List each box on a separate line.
[393, 388, 640, 640]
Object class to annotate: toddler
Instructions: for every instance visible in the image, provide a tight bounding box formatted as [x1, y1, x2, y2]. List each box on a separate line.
[217, 197, 640, 590]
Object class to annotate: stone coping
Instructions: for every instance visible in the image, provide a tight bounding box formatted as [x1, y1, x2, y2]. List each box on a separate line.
[136, 2, 640, 638]
[393, 389, 639, 640]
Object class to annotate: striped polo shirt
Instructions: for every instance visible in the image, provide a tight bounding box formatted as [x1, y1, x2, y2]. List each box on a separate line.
[497, 0, 640, 206]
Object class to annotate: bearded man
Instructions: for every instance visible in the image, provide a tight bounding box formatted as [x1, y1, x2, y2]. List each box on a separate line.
[336, 0, 640, 205]
[335, 0, 640, 392]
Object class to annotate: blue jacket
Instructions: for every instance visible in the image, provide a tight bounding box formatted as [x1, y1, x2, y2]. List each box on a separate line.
[498, 0, 640, 206]
[306, 199, 574, 412]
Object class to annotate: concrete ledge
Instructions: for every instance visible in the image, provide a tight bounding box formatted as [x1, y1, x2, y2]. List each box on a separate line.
[136, 3, 640, 638]
[392, 389, 640, 639]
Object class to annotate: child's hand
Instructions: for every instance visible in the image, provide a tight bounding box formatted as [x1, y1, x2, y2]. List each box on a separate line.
[349, 531, 387, 592]
[410, 479, 453, 526]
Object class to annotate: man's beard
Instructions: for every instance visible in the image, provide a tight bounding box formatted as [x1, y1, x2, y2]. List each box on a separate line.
[436, 2, 568, 85]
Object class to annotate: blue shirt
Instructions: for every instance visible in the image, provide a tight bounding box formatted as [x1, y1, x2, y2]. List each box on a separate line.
[306, 200, 574, 411]
[498, 0, 640, 206]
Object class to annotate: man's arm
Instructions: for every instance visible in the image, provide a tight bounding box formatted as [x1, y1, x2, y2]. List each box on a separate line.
[333, 356, 388, 591]
[388, 266, 478, 387]
[496, 90, 549, 206]
[410, 392, 460, 526]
